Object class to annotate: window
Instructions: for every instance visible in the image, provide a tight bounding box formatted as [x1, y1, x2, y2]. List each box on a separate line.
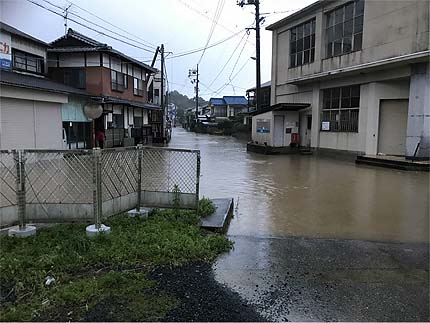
[111, 70, 126, 92]
[322, 85, 360, 132]
[64, 68, 86, 89]
[214, 106, 227, 117]
[326, 0, 364, 58]
[12, 49, 44, 74]
[133, 116, 143, 128]
[133, 78, 144, 96]
[110, 114, 124, 128]
[290, 18, 316, 67]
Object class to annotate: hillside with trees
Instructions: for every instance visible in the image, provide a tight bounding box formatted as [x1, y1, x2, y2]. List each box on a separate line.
[169, 90, 208, 123]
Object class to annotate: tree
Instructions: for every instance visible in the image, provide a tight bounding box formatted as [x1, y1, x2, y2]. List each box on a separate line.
[169, 90, 208, 123]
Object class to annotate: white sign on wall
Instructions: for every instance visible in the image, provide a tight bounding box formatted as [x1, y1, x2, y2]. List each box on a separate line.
[0, 32, 11, 70]
[321, 121, 330, 131]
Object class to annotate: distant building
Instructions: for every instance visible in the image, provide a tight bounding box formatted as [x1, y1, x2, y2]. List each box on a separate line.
[48, 28, 160, 147]
[0, 22, 91, 149]
[208, 96, 248, 119]
[246, 80, 271, 111]
[250, 0, 429, 158]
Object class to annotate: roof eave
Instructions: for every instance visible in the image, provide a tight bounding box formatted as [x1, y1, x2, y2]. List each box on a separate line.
[266, 0, 323, 31]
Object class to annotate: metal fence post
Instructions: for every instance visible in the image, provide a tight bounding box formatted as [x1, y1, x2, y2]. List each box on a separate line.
[92, 148, 102, 229]
[14, 150, 26, 229]
[136, 145, 143, 212]
[195, 151, 201, 212]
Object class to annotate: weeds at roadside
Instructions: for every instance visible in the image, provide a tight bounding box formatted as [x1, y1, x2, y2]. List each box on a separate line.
[0, 210, 232, 321]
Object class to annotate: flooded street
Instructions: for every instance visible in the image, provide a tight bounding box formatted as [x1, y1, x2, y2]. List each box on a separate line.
[170, 128, 429, 322]
[170, 127, 429, 243]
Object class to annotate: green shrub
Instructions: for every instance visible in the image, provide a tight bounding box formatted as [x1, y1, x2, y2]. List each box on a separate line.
[198, 197, 217, 217]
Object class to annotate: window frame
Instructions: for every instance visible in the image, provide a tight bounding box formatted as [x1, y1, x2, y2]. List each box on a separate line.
[12, 49, 44, 75]
[133, 77, 144, 97]
[289, 18, 316, 68]
[325, 0, 364, 58]
[321, 85, 360, 132]
[111, 70, 126, 92]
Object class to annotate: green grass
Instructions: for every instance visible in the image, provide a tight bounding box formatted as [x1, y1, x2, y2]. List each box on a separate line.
[198, 197, 217, 217]
[0, 210, 232, 321]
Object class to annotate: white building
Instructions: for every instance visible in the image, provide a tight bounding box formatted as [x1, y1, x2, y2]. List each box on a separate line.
[250, 0, 429, 159]
[0, 22, 90, 150]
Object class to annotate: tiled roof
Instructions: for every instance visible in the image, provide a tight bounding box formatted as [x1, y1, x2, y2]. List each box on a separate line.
[0, 70, 91, 96]
[49, 29, 157, 74]
[223, 96, 248, 105]
[209, 98, 226, 106]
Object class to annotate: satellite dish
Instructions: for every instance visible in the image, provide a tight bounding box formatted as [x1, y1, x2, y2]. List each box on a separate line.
[84, 104, 103, 119]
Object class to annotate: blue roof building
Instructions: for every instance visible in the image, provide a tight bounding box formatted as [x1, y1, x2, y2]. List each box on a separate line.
[208, 96, 248, 119]
[223, 96, 248, 106]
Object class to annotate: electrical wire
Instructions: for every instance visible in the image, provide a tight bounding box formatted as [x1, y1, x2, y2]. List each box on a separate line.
[26, 0, 155, 53]
[207, 31, 248, 88]
[197, 0, 225, 65]
[228, 32, 250, 80]
[40, 0, 156, 51]
[64, 0, 157, 49]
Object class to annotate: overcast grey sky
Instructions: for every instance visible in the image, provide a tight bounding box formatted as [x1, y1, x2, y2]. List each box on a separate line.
[1, 0, 314, 100]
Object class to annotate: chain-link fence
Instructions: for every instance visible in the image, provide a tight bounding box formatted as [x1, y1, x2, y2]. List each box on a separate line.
[0, 146, 200, 228]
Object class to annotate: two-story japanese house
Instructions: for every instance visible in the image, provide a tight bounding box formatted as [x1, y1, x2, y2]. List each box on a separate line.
[48, 28, 161, 148]
[250, 0, 429, 159]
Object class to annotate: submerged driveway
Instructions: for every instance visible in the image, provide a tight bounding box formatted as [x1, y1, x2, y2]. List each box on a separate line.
[170, 128, 429, 321]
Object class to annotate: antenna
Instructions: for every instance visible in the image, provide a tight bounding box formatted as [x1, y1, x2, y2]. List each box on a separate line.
[64, 4, 73, 35]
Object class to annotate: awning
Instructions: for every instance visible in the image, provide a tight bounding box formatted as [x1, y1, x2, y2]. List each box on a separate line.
[250, 102, 310, 116]
[96, 96, 162, 110]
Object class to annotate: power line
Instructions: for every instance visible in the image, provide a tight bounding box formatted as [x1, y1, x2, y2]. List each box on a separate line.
[176, 0, 255, 47]
[26, 0, 155, 53]
[208, 31, 248, 88]
[40, 0, 156, 51]
[64, 0, 157, 49]
[166, 29, 243, 59]
[228, 32, 250, 80]
[197, 0, 225, 65]
[213, 54, 254, 96]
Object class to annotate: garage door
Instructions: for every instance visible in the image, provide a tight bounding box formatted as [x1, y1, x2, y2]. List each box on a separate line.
[0, 98, 63, 149]
[0, 97, 35, 149]
[378, 99, 408, 156]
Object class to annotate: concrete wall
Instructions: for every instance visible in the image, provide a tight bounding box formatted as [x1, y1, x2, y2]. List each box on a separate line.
[0, 191, 197, 227]
[271, 0, 429, 86]
[406, 63, 430, 158]
[251, 111, 272, 145]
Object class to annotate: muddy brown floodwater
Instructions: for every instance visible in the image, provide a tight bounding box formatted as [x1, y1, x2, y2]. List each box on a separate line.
[169, 128, 429, 321]
[170, 127, 429, 243]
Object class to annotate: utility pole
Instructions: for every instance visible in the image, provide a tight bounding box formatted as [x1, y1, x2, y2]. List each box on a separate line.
[238, 0, 261, 111]
[195, 64, 199, 120]
[188, 65, 199, 121]
[160, 44, 165, 142]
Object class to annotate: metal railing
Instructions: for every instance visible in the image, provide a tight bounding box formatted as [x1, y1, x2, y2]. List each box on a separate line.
[0, 146, 200, 229]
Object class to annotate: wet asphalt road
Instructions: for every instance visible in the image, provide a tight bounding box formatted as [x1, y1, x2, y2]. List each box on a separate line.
[214, 235, 429, 322]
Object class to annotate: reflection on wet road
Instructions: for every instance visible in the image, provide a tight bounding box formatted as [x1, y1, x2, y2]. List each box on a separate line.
[170, 127, 429, 243]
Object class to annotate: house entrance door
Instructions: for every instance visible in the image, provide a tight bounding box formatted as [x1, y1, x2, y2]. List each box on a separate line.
[378, 99, 408, 156]
[273, 115, 285, 147]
